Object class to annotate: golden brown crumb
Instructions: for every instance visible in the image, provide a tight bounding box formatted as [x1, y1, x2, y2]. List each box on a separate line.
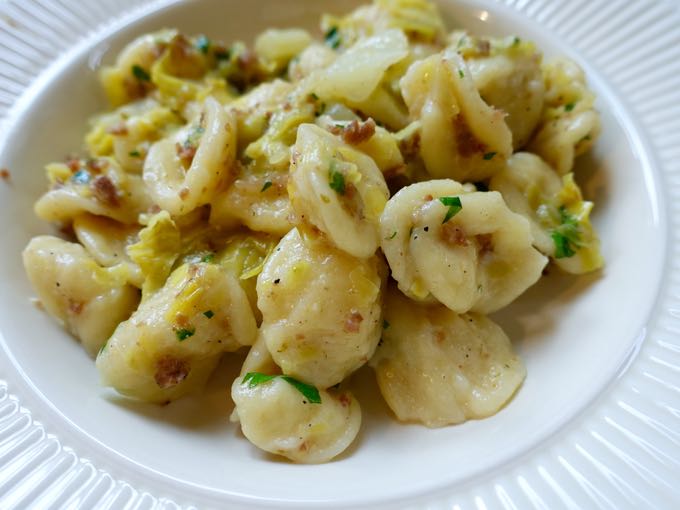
[154, 356, 190, 389]
[91, 175, 120, 207]
[343, 310, 364, 333]
[341, 118, 376, 145]
[441, 222, 469, 246]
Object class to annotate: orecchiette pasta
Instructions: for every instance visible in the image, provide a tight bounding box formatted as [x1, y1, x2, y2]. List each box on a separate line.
[450, 32, 545, 150]
[288, 124, 390, 258]
[24, 0, 604, 464]
[232, 375, 361, 463]
[490, 152, 603, 273]
[35, 157, 153, 225]
[400, 49, 513, 181]
[370, 287, 526, 426]
[257, 228, 385, 389]
[143, 96, 236, 216]
[22, 236, 140, 356]
[96, 262, 257, 403]
[528, 57, 601, 174]
[380, 180, 547, 313]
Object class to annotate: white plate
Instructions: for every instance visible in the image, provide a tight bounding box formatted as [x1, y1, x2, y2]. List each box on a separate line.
[0, 0, 679, 508]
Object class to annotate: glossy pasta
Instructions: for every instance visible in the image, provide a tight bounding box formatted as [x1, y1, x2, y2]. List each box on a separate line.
[22, 0, 604, 463]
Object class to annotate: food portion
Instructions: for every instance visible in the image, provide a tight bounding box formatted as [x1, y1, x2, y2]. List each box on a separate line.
[23, 0, 604, 463]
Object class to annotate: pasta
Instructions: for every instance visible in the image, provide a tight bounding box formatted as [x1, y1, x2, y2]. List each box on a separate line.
[22, 0, 604, 463]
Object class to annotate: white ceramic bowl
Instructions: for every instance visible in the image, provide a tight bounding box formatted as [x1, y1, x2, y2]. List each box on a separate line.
[0, 0, 678, 508]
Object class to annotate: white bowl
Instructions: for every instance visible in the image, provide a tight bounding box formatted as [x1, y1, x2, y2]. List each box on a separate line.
[0, 0, 676, 508]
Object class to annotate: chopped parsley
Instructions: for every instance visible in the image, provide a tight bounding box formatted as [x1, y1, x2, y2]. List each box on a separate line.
[385, 231, 397, 240]
[382, 319, 390, 329]
[483, 152, 497, 160]
[175, 327, 195, 341]
[260, 181, 273, 192]
[550, 206, 580, 258]
[131, 64, 150, 82]
[128, 150, 141, 158]
[324, 26, 341, 49]
[201, 253, 215, 263]
[512, 36, 521, 47]
[196, 35, 210, 54]
[438, 196, 463, 224]
[308, 92, 319, 101]
[565, 102, 575, 112]
[242, 372, 321, 404]
[203, 310, 214, 319]
[71, 169, 90, 185]
[458, 69, 464, 78]
[328, 163, 345, 195]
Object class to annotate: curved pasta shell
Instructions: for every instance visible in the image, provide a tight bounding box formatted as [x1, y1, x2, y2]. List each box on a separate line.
[257, 228, 386, 389]
[380, 180, 547, 313]
[143, 96, 236, 216]
[490, 152, 603, 274]
[232, 375, 361, 463]
[400, 50, 512, 181]
[288, 124, 389, 258]
[96, 262, 257, 403]
[22, 236, 140, 357]
[35, 159, 153, 225]
[370, 287, 526, 427]
[73, 214, 143, 288]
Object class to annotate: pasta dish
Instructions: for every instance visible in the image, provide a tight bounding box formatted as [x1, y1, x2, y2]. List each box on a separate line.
[22, 0, 603, 463]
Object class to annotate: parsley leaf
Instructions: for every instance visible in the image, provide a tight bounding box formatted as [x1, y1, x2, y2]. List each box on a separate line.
[131, 65, 150, 82]
[550, 207, 580, 258]
[438, 196, 463, 224]
[128, 150, 141, 157]
[203, 310, 214, 319]
[201, 253, 215, 263]
[385, 231, 397, 240]
[483, 152, 497, 160]
[196, 35, 210, 54]
[328, 164, 345, 195]
[382, 319, 390, 329]
[260, 181, 272, 192]
[458, 69, 464, 78]
[565, 102, 575, 112]
[175, 327, 195, 341]
[242, 372, 321, 404]
[324, 26, 341, 49]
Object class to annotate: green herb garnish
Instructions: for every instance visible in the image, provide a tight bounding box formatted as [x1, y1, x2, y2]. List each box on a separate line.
[385, 231, 397, 240]
[565, 102, 575, 112]
[201, 253, 215, 263]
[260, 181, 273, 192]
[458, 69, 464, 78]
[550, 206, 580, 258]
[483, 152, 497, 160]
[131, 64, 150, 82]
[175, 327, 195, 341]
[203, 310, 214, 319]
[382, 319, 390, 329]
[128, 150, 141, 158]
[328, 163, 345, 195]
[438, 196, 463, 224]
[242, 372, 321, 403]
[324, 26, 341, 49]
[196, 35, 210, 54]
[71, 169, 90, 185]
[512, 36, 521, 46]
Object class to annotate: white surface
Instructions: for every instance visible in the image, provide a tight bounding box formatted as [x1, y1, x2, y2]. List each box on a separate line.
[0, 0, 678, 508]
